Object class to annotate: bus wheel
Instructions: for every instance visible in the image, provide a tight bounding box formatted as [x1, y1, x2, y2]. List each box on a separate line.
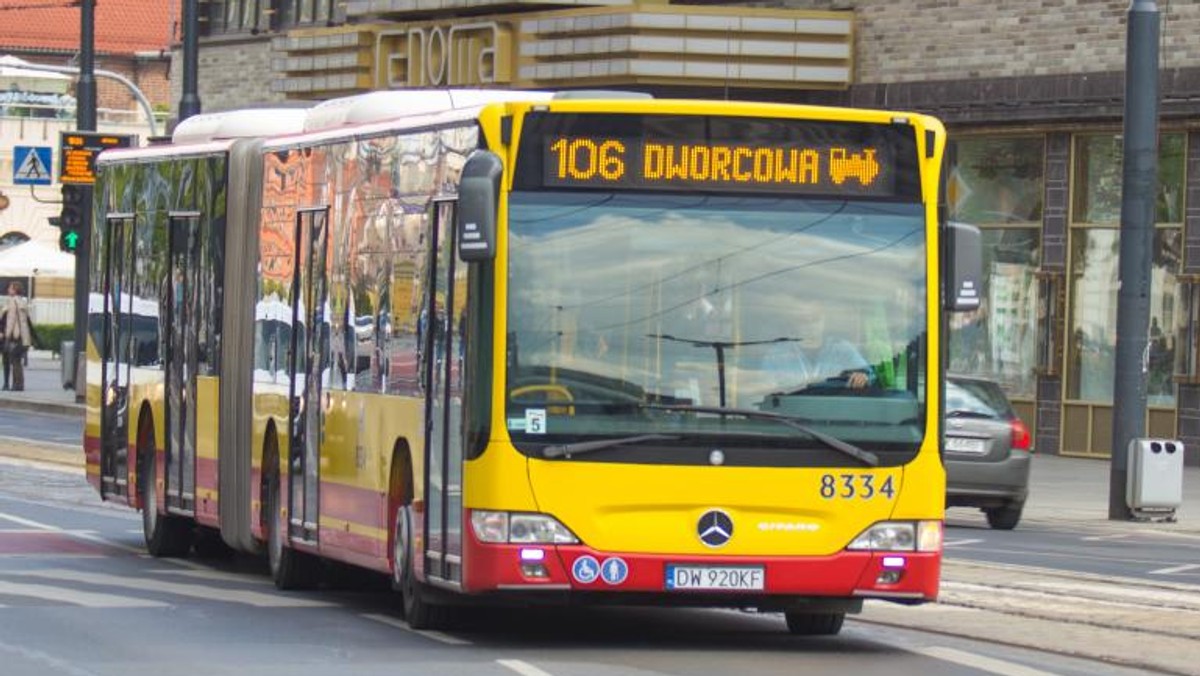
[266, 472, 320, 590]
[784, 611, 845, 636]
[392, 503, 447, 629]
[140, 449, 192, 557]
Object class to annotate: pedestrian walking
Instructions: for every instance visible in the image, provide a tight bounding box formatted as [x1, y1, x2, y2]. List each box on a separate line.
[0, 281, 34, 391]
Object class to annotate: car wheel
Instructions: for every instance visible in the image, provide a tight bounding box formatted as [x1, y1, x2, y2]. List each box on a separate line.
[784, 611, 845, 636]
[985, 501, 1024, 530]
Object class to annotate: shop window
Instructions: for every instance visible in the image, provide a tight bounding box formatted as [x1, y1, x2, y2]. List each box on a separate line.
[1067, 132, 1185, 405]
[1073, 133, 1186, 225]
[1065, 228, 1180, 404]
[948, 136, 1044, 225]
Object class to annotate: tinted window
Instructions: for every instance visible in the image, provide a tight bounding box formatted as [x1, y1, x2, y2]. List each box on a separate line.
[946, 378, 1013, 419]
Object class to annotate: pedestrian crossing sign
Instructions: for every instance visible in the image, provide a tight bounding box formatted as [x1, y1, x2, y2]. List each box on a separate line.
[13, 145, 53, 186]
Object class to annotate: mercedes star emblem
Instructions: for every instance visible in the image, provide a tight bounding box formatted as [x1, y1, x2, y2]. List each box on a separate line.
[697, 509, 734, 547]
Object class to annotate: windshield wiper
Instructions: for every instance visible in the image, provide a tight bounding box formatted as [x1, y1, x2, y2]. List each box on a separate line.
[642, 403, 879, 467]
[542, 434, 681, 459]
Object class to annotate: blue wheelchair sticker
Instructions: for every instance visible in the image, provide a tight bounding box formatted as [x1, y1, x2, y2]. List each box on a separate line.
[571, 555, 600, 584]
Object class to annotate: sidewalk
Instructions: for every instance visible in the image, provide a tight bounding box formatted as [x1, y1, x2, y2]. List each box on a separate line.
[0, 348, 82, 416]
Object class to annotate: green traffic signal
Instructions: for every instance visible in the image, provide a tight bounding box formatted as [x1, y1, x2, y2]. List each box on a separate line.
[58, 183, 91, 254]
[60, 229, 80, 253]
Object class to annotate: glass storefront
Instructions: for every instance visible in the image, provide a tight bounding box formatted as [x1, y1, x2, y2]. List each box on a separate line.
[1066, 133, 1184, 407]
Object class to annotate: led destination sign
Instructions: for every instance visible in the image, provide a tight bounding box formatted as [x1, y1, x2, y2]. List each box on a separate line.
[549, 138, 882, 192]
[516, 113, 920, 199]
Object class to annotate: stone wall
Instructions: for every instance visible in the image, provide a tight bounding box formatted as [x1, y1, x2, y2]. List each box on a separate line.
[170, 36, 285, 118]
[764, 0, 1200, 85]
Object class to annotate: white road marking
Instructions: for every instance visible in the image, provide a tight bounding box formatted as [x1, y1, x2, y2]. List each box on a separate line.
[497, 659, 557, 676]
[154, 567, 274, 586]
[0, 510, 144, 555]
[0, 579, 166, 608]
[15, 569, 330, 608]
[361, 613, 472, 645]
[0, 512, 58, 530]
[1149, 563, 1200, 576]
[943, 538, 984, 547]
[1080, 534, 1129, 541]
[915, 646, 1061, 676]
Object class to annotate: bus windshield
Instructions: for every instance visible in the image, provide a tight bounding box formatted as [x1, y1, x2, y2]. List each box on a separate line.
[505, 191, 928, 466]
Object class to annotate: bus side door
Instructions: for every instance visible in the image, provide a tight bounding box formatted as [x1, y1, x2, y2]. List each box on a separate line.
[165, 213, 201, 514]
[422, 199, 466, 585]
[287, 207, 330, 543]
[99, 214, 135, 500]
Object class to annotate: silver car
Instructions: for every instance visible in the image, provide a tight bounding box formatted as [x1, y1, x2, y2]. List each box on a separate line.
[944, 375, 1033, 529]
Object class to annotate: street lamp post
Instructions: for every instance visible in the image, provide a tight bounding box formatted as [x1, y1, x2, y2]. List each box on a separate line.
[1110, 0, 1161, 520]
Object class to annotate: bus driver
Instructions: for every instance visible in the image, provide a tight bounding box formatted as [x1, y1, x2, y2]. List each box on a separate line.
[761, 298, 873, 391]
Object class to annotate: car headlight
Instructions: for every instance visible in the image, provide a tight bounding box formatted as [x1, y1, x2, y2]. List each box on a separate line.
[848, 520, 942, 552]
[469, 511, 579, 544]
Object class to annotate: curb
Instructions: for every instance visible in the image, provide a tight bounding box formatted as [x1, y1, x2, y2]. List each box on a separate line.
[0, 396, 84, 417]
[0, 437, 80, 469]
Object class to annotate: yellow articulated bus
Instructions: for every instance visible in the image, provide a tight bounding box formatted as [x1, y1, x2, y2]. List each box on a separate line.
[85, 90, 981, 634]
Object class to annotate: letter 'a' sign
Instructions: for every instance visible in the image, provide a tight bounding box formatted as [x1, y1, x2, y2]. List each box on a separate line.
[515, 113, 920, 200]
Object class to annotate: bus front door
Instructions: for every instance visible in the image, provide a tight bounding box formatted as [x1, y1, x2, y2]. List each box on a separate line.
[165, 213, 200, 514]
[99, 214, 135, 500]
[287, 208, 330, 544]
[422, 199, 466, 585]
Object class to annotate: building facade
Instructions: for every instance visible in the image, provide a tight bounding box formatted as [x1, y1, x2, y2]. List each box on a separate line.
[182, 0, 1200, 465]
[0, 0, 177, 252]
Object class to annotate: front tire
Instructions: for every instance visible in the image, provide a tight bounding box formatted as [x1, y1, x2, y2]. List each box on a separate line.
[392, 503, 447, 629]
[784, 612, 845, 636]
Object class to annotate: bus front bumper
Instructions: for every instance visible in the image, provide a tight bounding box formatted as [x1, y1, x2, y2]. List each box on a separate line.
[460, 540, 940, 607]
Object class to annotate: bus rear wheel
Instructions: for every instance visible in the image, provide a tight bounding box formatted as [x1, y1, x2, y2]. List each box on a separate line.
[391, 503, 447, 629]
[784, 611, 845, 636]
[266, 472, 321, 590]
[140, 449, 191, 557]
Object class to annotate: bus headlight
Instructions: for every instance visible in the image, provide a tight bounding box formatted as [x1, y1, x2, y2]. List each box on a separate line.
[847, 521, 942, 552]
[469, 511, 579, 545]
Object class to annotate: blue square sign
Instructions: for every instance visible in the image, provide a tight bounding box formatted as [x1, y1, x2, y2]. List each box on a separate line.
[13, 145, 53, 186]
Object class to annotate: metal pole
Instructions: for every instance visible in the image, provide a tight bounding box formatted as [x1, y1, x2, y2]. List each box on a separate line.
[179, 0, 201, 121]
[1110, 0, 1161, 520]
[77, 0, 95, 132]
[73, 0, 96, 403]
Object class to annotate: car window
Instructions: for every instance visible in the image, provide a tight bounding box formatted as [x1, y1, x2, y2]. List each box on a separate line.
[946, 379, 1012, 419]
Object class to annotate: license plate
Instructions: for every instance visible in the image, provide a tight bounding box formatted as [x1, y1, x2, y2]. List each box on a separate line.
[665, 565, 765, 591]
[946, 436, 987, 454]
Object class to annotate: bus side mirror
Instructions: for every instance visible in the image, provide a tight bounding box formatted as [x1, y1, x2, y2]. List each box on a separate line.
[457, 150, 503, 262]
[945, 221, 982, 312]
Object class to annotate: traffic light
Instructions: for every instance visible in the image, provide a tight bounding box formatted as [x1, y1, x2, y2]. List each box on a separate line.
[59, 183, 91, 254]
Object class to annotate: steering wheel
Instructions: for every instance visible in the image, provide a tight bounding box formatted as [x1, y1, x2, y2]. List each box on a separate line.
[511, 383, 575, 416]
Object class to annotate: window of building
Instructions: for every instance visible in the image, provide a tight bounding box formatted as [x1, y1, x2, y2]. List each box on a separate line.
[1066, 133, 1184, 405]
[947, 136, 1044, 398]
